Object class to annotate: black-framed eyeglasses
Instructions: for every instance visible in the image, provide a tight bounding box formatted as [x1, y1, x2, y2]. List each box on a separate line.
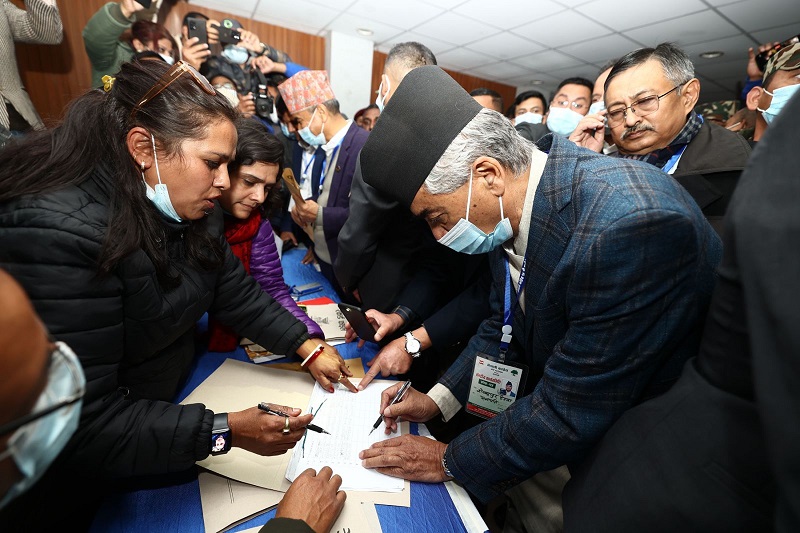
[606, 82, 688, 127]
[129, 60, 216, 121]
[0, 341, 85, 438]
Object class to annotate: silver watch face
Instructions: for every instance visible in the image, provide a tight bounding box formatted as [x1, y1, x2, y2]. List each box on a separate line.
[406, 335, 421, 355]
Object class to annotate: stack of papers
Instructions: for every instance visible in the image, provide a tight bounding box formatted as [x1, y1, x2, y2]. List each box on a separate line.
[239, 338, 283, 364]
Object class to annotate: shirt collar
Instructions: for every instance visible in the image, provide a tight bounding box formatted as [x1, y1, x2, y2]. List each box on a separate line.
[322, 120, 352, 156]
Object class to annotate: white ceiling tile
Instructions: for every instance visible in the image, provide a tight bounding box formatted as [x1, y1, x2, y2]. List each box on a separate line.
[693, 57, 747, 80]
[751, 24, 800, 47]
[414, 12, 503, 45]
[324, 13, 404, 42]
[467, 61, 529, 80]
[682, 34, 756, 66]
[701, 0, 746, 6]
[423, 0, 471, 8]
[578, 0, 707, 32]
[453, 0, 565, 30]
[624, 10, 740, 47]
[510, 49, 584, 71]
[551, 0, 594, 7]
[193, 0, 260, 20]
[252, 0, 340, 32]
[545, 64, 601, 83]
[376, 31, 457, 56]
[718, 0, 800, 32]
[466, 32, 546, 60]
[346, 0, 446, 29]
[559, 33, 641, 65]
[511, 10, 613, 48]
[436, 47, 497, 70]
[304, 0, 359, 9]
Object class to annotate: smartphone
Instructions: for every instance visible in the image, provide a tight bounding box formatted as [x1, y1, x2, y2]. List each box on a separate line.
[186, 17, 208, 46]
[217, 26, 242, 46]
[338, 304, 377, 343]
[138, 0, 153, 8]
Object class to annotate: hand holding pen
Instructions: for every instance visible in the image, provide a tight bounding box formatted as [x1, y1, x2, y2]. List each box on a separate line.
[375, 381, 442, 435]
[258, 402, 331, 435]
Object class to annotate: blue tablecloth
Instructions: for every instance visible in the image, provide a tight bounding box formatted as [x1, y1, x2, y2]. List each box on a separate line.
[90, 247, 470, 533]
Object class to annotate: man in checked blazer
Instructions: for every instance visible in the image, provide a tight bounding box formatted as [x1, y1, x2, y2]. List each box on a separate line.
[356, 66, 722, 521]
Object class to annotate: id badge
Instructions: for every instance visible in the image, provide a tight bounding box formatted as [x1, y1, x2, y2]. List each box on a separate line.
[466, 354, 527, 419]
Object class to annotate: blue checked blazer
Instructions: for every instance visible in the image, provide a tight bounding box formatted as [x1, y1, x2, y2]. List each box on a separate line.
[440, 133, 722, 503]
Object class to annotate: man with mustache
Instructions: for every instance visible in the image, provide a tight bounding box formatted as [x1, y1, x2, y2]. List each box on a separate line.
[573, 43, 751, 235]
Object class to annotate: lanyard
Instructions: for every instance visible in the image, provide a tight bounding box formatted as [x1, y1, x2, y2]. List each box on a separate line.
[301, 153, 316, 180]
[318, 145, 341, 195]
[500, 255, 528, 360]
[663, 144, 687, 174]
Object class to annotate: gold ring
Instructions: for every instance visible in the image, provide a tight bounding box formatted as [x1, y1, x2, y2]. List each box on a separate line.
[282, 416, 290, 435]
[337, 372, 345, 381]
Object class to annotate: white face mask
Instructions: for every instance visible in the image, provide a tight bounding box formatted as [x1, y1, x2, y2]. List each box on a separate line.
[515, 112, 543, 125]
[588, 101, 605, 115]
[159, 53, 175, 66]
[546, 106, 585, 136]
[376, 77, 391, 113]
[143, 133, 183, 222]
[214, 85, 239, 108]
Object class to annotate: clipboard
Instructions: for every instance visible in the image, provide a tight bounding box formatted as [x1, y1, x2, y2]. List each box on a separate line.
[282, 168, 314, 238]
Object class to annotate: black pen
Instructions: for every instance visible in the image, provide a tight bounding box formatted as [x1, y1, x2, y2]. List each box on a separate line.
[257, 402, 331, 435]
[369, 380, 411, 435]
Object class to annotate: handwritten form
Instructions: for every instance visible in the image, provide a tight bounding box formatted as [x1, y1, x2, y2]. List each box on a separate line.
[286, 380, 405, 492]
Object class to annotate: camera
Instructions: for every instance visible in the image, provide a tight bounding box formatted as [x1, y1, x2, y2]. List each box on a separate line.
[251, 70, 274, 120]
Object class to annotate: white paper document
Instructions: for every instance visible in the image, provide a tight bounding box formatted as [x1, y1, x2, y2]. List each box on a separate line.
[286, 380, 405, 492]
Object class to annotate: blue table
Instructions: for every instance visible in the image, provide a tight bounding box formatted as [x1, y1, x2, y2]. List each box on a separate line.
[90, 247, 473, 533]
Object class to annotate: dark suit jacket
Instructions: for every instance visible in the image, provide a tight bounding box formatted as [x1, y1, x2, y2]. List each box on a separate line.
[279, 142, 323, 238]
[312, 121, 368, 264]
[562, 89, 800, 533]
[334, 159, 428, 312]
[439, 133, 722, 503]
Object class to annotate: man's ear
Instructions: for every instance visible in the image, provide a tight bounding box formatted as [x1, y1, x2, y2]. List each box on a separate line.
[746, 86, 763, 111]
[126, 127, 154, 170]
[680, 78, 701, 112]
[474, 156, 506, 198]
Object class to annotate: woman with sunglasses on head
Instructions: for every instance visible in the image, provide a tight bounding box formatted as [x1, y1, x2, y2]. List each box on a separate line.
[0, 59, 352, 529]
[207, 119, 326, 352]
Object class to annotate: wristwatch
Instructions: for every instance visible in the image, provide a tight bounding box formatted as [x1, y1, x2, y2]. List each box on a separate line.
[404, 331, 422, 358]
[442, 449, 454, 479]
[209, 413, 232, 456]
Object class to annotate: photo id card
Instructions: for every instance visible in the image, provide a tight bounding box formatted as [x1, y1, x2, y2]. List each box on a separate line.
[466, 355, 527, 419]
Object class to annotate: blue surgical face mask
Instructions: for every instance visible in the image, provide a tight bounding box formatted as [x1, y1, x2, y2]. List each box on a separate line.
[298, 107, 326, 147]
[757, 83, 800, 125]
[222, 45, 249, 65]
[588, 101, 605, 115]
[143, 134, 183, 222]
[437, 168, 513, 254]
[515, 112, 543, 125]
[546, 106, 585, 136]
[280, 121, 292, 138]
[0, 342, 85, 509]
[159, 53, 175, 66]
[375, 78, 390, 113]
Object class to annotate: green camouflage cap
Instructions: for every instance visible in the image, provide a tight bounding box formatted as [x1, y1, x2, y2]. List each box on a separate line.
[763, 42, 800, 83]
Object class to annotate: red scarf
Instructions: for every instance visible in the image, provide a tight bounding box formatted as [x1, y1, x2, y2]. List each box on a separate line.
[208, 212, 262, 352]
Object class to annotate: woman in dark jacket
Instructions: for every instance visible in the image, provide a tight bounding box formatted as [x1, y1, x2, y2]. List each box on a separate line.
[208, 119, 325, 351]
[0, 59, 353, 528]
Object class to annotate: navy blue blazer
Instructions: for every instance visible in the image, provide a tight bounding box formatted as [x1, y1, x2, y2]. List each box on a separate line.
[310, 122, 369, 263]
[440, 133, 723, 503]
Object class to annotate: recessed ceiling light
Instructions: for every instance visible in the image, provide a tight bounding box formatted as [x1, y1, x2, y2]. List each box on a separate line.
[357, 28, 374, 36]
[699, 51, 724, 59]
[530, 79, 544, 85]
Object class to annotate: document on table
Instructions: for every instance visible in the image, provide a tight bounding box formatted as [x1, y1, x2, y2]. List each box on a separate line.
[199, 470, 283, 533]
[286, 380, 405, 492]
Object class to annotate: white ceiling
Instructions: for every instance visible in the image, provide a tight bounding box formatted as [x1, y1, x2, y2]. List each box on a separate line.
[191, 0, 800, 103]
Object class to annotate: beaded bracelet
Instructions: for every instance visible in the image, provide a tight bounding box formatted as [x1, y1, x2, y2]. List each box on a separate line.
[300, 343, 325, 367]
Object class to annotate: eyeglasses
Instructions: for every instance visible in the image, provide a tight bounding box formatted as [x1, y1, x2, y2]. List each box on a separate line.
[554, 98, 587, 112]
[130, 60, 215, 120]
[606, 82, 688, 127]
[0, 341, 85, 437]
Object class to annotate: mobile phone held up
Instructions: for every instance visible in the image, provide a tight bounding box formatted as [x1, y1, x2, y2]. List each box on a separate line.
[137, 0, 153, 9]
[216, 26, 242, 46]
[186, 17, 208, 46]
[337, 304, 377, 343]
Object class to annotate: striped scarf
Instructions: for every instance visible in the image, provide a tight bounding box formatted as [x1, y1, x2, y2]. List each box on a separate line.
[617, 111, 703, 169]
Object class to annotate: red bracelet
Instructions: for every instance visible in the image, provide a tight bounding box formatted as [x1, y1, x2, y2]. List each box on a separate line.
[300, 344, 325, 367]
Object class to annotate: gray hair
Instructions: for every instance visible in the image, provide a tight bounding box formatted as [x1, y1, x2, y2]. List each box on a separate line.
[605, 42, 695, 94]
[423, 108, 534, 195]
[386, 42, 437, 73]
